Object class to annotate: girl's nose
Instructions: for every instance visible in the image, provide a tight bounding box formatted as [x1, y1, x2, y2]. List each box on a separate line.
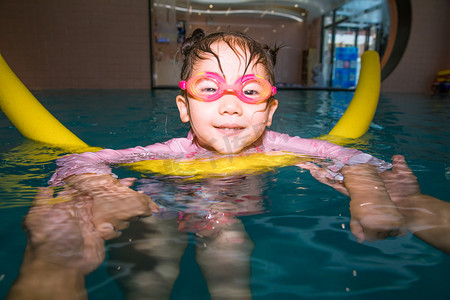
[218, 94, 243, 115]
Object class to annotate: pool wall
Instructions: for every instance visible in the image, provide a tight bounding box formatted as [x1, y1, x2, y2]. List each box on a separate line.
[0, 0, 448, 93]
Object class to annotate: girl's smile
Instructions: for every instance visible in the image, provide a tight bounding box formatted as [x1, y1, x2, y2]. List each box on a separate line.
[213, 124, 246, 136]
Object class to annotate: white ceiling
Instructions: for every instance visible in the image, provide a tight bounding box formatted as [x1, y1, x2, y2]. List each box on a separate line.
[185, 0, 351, 20]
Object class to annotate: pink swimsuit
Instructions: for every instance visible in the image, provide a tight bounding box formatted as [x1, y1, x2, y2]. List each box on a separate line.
[49, 130, 391, 186]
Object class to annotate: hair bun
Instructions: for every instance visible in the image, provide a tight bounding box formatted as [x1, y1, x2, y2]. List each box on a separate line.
[264, 44, 281, 66]
[191, 28, 206, 40]
[180, 28, 206, 57]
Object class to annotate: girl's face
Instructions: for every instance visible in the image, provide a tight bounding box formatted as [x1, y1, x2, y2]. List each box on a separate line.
[176, 41, 278, 154]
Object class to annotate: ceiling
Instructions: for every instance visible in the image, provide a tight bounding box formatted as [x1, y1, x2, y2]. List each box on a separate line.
[175, 0, 351, 22]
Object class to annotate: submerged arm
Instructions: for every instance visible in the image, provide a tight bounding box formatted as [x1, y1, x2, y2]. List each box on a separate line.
[381, 155, 450, 254]
[8, 174, 162, 299]
[399, 193, 450, 254]
[342, 164, 406, 243]
[267, 132, 405, 242]
[7, 187, 103, 300]
[7, 256, 87, 300]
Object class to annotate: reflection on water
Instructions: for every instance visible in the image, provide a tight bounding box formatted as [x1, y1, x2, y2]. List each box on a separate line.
[0, 140, 67, 208]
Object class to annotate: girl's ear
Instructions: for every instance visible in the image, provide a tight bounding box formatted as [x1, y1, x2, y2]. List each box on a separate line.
[264, 99, 278, 127]
[176, 95, 190, 123]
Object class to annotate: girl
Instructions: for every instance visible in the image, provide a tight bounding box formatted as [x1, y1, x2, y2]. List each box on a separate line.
[45, 29, 405, 298]
[49, 29, 404, 241]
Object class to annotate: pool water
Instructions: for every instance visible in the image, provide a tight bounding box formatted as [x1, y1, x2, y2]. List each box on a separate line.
[0, 90, 449, 299]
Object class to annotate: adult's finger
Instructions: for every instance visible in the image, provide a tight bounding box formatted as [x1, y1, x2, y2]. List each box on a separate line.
[350, 219, 366, 243]
[96, 222, 122, 240]
[118, 177, 137, 187]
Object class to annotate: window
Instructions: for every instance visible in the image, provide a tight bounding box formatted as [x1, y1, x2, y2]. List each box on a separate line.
[321, 0, 390, 88]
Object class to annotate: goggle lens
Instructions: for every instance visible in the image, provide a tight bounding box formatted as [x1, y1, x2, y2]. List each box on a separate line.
[189, 75, 220, 100]
[241, 77, 272, 102]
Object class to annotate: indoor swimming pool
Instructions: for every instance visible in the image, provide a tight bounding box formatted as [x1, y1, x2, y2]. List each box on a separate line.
[0, 89, 449, 299]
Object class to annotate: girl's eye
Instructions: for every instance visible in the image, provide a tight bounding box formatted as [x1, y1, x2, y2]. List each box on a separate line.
[201, 87, 218, 93]
[243, 81, 264, 98]
[195, 78, 219, 95]
[243, 89, 259, 96]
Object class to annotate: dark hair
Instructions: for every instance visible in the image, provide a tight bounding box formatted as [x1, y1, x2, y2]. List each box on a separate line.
[178, 29, 280, 85]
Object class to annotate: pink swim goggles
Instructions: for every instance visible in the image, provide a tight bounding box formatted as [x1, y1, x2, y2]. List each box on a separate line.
[179, 72, 277, 104]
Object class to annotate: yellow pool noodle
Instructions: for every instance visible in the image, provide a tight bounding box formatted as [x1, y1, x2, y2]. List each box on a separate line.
[328, 50, 380, 138]
[0, 54, 88, 148]
[0, 51, 381, 176]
